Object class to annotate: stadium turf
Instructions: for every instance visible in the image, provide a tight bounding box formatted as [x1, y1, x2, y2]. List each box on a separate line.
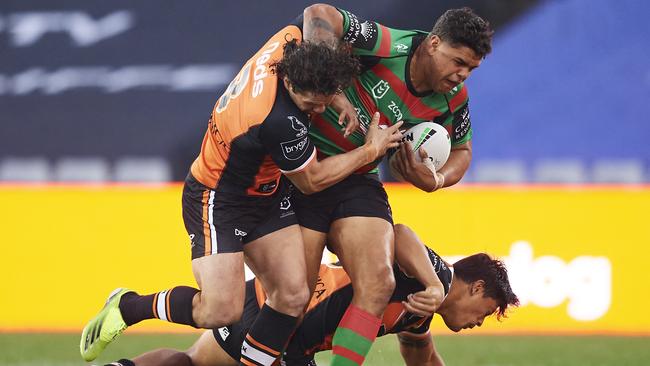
[0, 333, 648, 366]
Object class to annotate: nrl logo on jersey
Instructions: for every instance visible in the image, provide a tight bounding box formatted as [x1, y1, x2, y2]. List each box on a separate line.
[288, 116, 307, 138]
[371, 80, 390, 99]
[393, 43, 408, 53]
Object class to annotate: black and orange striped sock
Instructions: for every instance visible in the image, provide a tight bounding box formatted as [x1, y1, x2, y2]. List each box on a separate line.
[239, 304, 298, 366]
[119, 286, 199, 327]
[329, 304, 381, 366]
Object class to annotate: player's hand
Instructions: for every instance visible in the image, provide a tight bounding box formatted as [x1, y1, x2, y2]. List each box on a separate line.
[402, 283, 445, 317]
[393, 143, 442, 192]
[330, 93, 359, 138]
[363, 112, 403, 162]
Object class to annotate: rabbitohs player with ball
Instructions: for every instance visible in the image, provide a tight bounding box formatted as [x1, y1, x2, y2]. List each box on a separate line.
[291, 5, 495, 366]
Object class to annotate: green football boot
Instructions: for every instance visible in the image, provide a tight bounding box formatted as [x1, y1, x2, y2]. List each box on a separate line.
[80, 288, 131, 362]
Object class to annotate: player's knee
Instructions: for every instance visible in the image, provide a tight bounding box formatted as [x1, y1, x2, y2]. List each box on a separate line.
[393, 223, 411, 240]
[198, 306, 243, 328]
[194, 295, 243, 328]
[358, 265, 396, 304]
[268, 283, 310, 316]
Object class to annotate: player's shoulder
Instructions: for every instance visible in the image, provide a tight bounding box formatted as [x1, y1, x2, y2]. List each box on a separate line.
[216, 25, 304, 128]
[446, 82, 469, 112]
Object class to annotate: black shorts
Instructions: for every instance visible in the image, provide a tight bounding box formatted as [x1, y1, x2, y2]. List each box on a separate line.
[182, 174, 297, 259]
[292, 173, 393, 233]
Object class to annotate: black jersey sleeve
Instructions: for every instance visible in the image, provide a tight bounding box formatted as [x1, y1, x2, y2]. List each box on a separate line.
[403, 316, 434, 335]
[259, 114, 316, 173]
[337, 8, 379, 51]
[426, 246, 453, 295]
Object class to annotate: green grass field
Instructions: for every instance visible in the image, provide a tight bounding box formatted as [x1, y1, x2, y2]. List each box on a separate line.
[1, 333, 649, 366]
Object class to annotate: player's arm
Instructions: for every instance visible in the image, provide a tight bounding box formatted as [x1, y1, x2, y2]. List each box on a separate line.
[439, 140, 471, 186]
[393, 87, 474, 193]
[302, 5, 363, 136]
[392, 139, 471, 192]
[394, 224, 445, 316]
[398, 332, 445, 366]
[302, 4, 345, 45]
[285, 113, 402, 194]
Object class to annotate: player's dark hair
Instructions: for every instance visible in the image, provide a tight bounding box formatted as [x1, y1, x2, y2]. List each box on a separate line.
[430, 7, 494, 58]
[453, 253, 519, 319]
[273, 39, 360, 95]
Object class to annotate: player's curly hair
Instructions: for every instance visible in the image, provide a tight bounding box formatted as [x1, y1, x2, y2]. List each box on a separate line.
[453, 253, 519, 319]
[272, 39, 360, 95]
[430, 7, 494, 59]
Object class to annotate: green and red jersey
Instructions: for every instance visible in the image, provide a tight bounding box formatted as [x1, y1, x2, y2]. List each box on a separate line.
[306, 9, 472, 174]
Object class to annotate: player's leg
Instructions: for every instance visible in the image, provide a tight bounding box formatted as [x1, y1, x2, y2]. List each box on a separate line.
[115, 175, 248, 329]
[322, 175, 396, 366]
[232, 188, 310, 366]
[327, 216, 396, 366]
[187, 330, 240, 366]
[239, 224, 309, 366]
[80, 178, 247, 362]
[292, 185, 333, 300]
[301, 226, 328, 296]
[101, 330, 238, 366]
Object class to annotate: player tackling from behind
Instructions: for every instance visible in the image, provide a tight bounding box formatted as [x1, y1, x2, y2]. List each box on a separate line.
[99, 224, 519, 366]
[80, 26, 403, 365]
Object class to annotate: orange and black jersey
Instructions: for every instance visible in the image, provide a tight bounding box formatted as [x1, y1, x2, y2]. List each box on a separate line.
[190, 25, 316, 196]
[246, 247, 452, 365]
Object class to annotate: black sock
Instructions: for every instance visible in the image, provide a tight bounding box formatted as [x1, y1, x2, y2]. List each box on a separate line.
[240, 304, 298, 366]
[119, 286, 199, 327]
[104, 359, 135, 366]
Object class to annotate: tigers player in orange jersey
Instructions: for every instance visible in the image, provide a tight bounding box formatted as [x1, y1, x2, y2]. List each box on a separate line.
[99, 224, 519, 366]
[80, 25, 403, 366]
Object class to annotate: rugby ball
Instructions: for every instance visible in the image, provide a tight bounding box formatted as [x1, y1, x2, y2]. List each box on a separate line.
[388, 122, 451, 181]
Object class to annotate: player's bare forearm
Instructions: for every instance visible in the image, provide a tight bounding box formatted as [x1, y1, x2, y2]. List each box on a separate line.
[438, 140, 471, 188]
[303, 4, 344, 45]
[287, 113, 402, 194]
[394, 224, 444, 316]
[398, 333, 445, 366]
[394, 224, 439, 288]
[286, 144, 375, 194]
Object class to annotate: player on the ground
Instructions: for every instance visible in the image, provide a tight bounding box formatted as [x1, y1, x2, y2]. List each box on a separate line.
[80, 27, 403, 365]
[100, 224, 519, 366]
[291, 5, 495, 365]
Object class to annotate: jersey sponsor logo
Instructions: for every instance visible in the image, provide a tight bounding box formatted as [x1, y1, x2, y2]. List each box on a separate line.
[452, 104, 471, 141]
[360, 21, 376, 42]
[313, 276, 328, 300]
[342, 11, 376, 50]
[387, 100, 403, 121]
[256, 181, 277, 194]
[342, 11, 361, 44]
[217, 326, 230, 341]
[288, 115, 308, 138]
[280, 136, 310, 161]
[393, 43, 408, 53]
[252, 41, 280, 98]
[371, 80, 390, 99]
